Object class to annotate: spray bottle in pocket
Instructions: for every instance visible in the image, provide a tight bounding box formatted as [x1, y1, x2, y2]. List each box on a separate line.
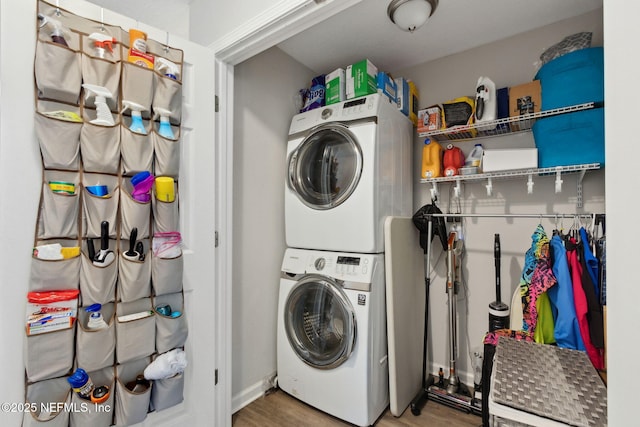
[421, 138, 443, 179]
[154, 107, 175, 139]
[122, 101, 148, 135]
[82, 84, 115, 126]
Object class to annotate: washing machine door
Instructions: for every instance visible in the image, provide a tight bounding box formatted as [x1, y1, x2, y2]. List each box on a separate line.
[284, 275, 356, 369]
[288, 123, 362, 210]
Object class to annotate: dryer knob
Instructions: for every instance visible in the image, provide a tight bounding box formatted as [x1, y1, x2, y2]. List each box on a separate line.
[321, 108, 332, 120]
[314, 257, 326, 271]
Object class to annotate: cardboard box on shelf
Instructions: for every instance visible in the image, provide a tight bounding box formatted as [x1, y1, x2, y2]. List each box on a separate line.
[346, 59, 378, 99]
[509, 80, 541, 131]
[482, 148, 538, 172]
[325, 68, 345, 105]
[417, 105, 442, 133]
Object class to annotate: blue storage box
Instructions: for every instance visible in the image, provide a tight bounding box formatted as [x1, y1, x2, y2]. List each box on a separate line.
[535, 47, 603, 110]
[532, 108, 604, 168]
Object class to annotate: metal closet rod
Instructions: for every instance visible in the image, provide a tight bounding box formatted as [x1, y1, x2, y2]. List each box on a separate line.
[420, 213, 599, 219]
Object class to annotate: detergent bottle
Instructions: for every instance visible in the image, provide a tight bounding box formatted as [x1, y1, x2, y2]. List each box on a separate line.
[37, 13, 69, 47]
[157, 57, 180, 81]
[421, 138, 443, 179]
[443, 144, 465, 176]
[475, 77, 497, 130]
[154, 107, 175, 139]
[88, 32, 117, 59]
[465, 143, 484, 168]
[122, 101, 148, 135]
[82, 84, 115, 126]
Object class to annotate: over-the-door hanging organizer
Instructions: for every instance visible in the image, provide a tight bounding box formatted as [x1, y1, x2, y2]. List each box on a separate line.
[26, 1, 187, 425]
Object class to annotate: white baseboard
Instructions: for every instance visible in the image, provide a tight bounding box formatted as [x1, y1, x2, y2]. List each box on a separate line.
[232, 372, 277, 413]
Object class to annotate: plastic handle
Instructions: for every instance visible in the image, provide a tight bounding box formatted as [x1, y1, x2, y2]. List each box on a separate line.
[87, 239, 95, 261]
[128, 227, 138, 256]
[101, 221, 109, 251]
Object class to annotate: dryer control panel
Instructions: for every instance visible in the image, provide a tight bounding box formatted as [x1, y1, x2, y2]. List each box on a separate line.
[288, 94, 382, 135]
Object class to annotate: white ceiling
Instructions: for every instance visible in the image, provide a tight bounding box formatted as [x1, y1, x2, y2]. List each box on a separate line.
[277, 0, 603, 74]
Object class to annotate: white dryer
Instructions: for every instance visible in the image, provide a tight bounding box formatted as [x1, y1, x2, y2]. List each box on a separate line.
[277, 247, 388, 427]
[285, 94, 412, 253]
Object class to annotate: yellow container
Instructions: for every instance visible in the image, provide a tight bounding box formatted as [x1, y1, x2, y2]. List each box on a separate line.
[129, 29, 147, 53]
[421, 139, 443, 179]
[155, 176, 175, 202]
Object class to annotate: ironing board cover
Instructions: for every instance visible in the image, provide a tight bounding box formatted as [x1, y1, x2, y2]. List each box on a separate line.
[491, 337, 607, 426]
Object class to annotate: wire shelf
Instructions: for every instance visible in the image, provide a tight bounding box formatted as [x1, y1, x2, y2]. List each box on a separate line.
[419, 163, 600, 184]
[418, 102, 599, 141]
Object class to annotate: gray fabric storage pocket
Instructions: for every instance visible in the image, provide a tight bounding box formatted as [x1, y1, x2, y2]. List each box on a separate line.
[152, 129, 181, 178]
[118, 239, 151, 302]
[69, 366, 115, 427]
[35, 38, 82, 104]
[34, 109, 82, 170]
[81, 51, 121, 111]
[152, 186, 179, 233]
[153, 292, 188, 354]
[79, 244, 118, 306]
[30, 239, 80, 292]
[22, 377, 71, 427]
[121, 61, 155, 114]
[115, 357, 152, 426]
[151, 372, 184, 412]
[75, 302, 115, 371]
[120, 180, 151, 240]
[121, 122, 153, 176]
[82, 173, 119, 238]
[152, 73, 182, 124]
[115, 298, 156, 363]
[38, 170, 80, 239]
[151, 253, 183, 296]
[25, 326, 75, 383]
[80, 119, 121, 174]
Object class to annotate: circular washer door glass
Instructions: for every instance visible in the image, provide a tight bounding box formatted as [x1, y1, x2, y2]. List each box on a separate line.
[289, 124, 362, 210]
[284, 276, 356, 369]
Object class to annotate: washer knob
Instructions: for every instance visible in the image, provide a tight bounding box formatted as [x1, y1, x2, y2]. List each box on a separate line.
[314, 257, 326, 271]
[321, 108, 332, 120]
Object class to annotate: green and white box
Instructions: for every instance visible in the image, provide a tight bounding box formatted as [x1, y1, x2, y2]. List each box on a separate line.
[325, 68, 345, 105]
[346, 59, 378, 99]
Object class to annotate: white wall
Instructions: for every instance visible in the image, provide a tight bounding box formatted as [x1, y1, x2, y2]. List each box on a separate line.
[190, 0, 285, 46]
[603, 0, 640, 424]
[232, 46, 315, 411]
[393, 9, 605, 384]
[86, 0, 191, 39]
[0, 2, 42, 424]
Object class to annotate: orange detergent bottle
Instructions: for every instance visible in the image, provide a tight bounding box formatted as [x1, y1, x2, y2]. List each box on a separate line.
[421, 138, 443, 179]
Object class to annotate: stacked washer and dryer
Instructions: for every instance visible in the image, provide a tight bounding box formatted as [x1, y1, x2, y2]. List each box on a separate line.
[278, 93, 413, 426]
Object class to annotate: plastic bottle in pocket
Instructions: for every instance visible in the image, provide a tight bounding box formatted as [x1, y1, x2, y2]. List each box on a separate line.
[421, 138, 443, 179]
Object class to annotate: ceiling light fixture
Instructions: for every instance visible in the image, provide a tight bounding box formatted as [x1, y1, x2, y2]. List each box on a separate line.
[387, 0, 438, 33]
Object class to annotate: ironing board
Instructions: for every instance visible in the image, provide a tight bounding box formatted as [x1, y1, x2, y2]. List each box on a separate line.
[489, 337, 607, 426]
[384, 217, 424, 417]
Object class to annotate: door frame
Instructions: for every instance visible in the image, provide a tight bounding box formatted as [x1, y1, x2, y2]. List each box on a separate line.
[212, 0, 362, 424]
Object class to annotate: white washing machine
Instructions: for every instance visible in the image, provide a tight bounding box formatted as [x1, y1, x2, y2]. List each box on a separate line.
[277, 247, 388, 427]
[285, 93, 412, 253]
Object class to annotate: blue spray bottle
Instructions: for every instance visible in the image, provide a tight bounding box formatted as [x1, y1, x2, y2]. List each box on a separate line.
[122, 101, 147, 135]
[154, 107, 175, 139]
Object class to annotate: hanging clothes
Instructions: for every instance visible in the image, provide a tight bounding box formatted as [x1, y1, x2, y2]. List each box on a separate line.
[580, 227, 600, 297]
[596, 236, 606, 305]
[566, 237, 604, 370]
[547, 235, 585, 350]
[528, 237, 556, 344]
[519, 225, 555, 342]
[578, 236, 605, 349]
[519, 225, 545, 333]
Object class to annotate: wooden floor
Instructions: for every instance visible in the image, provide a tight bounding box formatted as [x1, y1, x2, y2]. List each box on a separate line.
[233, 389, 482, 427]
